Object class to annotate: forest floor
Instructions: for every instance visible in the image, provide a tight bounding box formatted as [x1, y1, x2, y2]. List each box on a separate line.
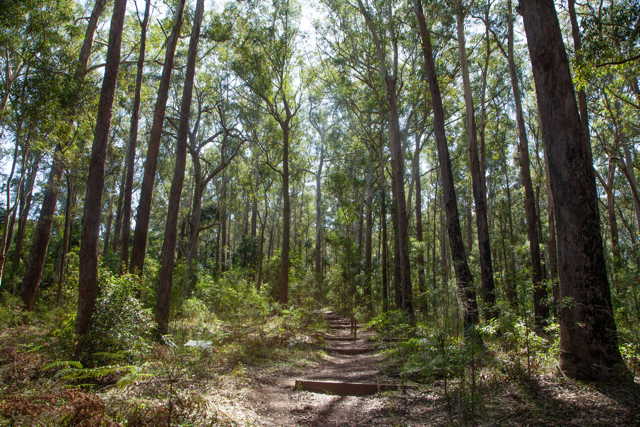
[1, 309, 639, 425]
[231, 312, 640, 426]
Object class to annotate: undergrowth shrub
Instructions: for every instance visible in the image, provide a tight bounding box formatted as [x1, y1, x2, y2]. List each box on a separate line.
[73, 269, 153, 362]
[367, 310, 413, 341]
[194, 270, 270, 320]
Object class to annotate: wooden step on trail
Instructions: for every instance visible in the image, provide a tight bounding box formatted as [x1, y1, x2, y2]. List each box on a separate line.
[324, 335, 358, 341]
[325, 347, 374, 355]
[329, 324, 356, 329]
[294, 380, 418, 396]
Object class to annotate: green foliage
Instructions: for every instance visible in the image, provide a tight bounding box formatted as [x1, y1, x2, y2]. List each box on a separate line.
[194, 270, 270, 320]
[367, 310, 413, 341]
[80, 270, 153, 360]
[0, 292, 30, 326]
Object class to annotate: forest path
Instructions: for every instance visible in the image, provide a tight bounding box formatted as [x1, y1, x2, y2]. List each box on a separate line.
[245, 311, 416, 425]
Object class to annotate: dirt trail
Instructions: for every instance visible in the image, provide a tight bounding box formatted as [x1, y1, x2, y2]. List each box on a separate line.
[246, 311, 415, 426]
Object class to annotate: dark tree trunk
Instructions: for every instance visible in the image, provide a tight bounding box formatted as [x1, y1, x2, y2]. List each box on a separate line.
[364, 170, 374, 314]
[20, 155, 63, 310]
[111, 168, 124, 255]
[76, 0, 127, 353]
[19, 0, 107, 308]
[156, 0, 204, 335]
[412, 135, 427, 315]
[381, 186, 389, 312]
[357, 0, 413, 320]
[56, 174, 75, 304]
[390, 194, 402, 310]
[385, 80, 413, 321]
[414, 0, 479, 330]
[102, 196, 114, 256]
[456, 8, 497, 320]
[315, 147, 324, 295]
[120, 0, 151, 272]
[11, 154, 38, 269]
[520, 0, 629, 381]
[507, 0, 548, 330]
[0, 135, 23, 286]
[604, 160, 621, 270]
[500, 133, 518, 307]
[131, 0, 186, 273]
[277, 124, 291, 304]
[567, 0, 593, 166]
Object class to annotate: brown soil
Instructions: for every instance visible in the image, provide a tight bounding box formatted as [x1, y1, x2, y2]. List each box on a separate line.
[245, 312, 425, 426]
[242, 313, 640, 426]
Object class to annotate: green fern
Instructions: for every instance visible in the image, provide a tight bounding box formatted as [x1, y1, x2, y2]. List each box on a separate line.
[55, 364, 135, 384]
[42, 360, 83, 372]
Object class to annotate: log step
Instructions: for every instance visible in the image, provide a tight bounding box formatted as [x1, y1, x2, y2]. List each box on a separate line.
[324, 335, 358, 341]
[325, 347, 375, 355]
[294, 380, 417, 396]
[329, 324, 357, 329]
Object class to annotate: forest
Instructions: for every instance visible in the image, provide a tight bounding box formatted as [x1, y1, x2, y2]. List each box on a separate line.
[0, 0, 639, 424]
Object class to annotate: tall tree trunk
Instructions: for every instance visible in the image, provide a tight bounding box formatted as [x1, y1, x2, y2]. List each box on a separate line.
[414, 0, 479, 330]
[119, 0, 150, 271]
[390, 194, 402, 310]
[20, 156, 63, 309]
[544, 156, 560, 312]
[11, 155, 38, 269]
[381, 186, 389, 312]
[156, 0, 204, 335]
[76, 0, 127, 354]
[0, 135, 23, 287]
[500, 132, 518, 307]
[364, 169, 374, 314]
[520, 0, 629, 381]
[604, 160, 621, 271]
[130, 0, 186, 273]
[111, 167, 124, 255]
[102, 196, 114, 256]
[56, 174, 75, 304]
[20, 0, 108, 308]
[506, 0, 548, 330]
[277, 124, 291, 304]
[315, 147, 324, 295]
[385, 82, 413, 321]
[567, 0, 593, 166]
[357, 0, 413, 320]
[412, 135, 427, 315]
[456, 8, 497, 319]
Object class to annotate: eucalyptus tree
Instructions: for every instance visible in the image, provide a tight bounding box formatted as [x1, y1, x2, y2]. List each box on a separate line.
[319, 0, 414, 319]
[130, 0, 186, 274]
[76, 0, 128, 354]
[118, 0, 151, 271]
[232, 0, 303, 304]
[413, 0, 479, 330]
[519, 0, 629, 381]
[482, 0, 549, 326]
[454, 1, 497, 319]
[156, 0, 205, 336]
[182, 76, 243, 286]
[19, 0, 108, 309]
